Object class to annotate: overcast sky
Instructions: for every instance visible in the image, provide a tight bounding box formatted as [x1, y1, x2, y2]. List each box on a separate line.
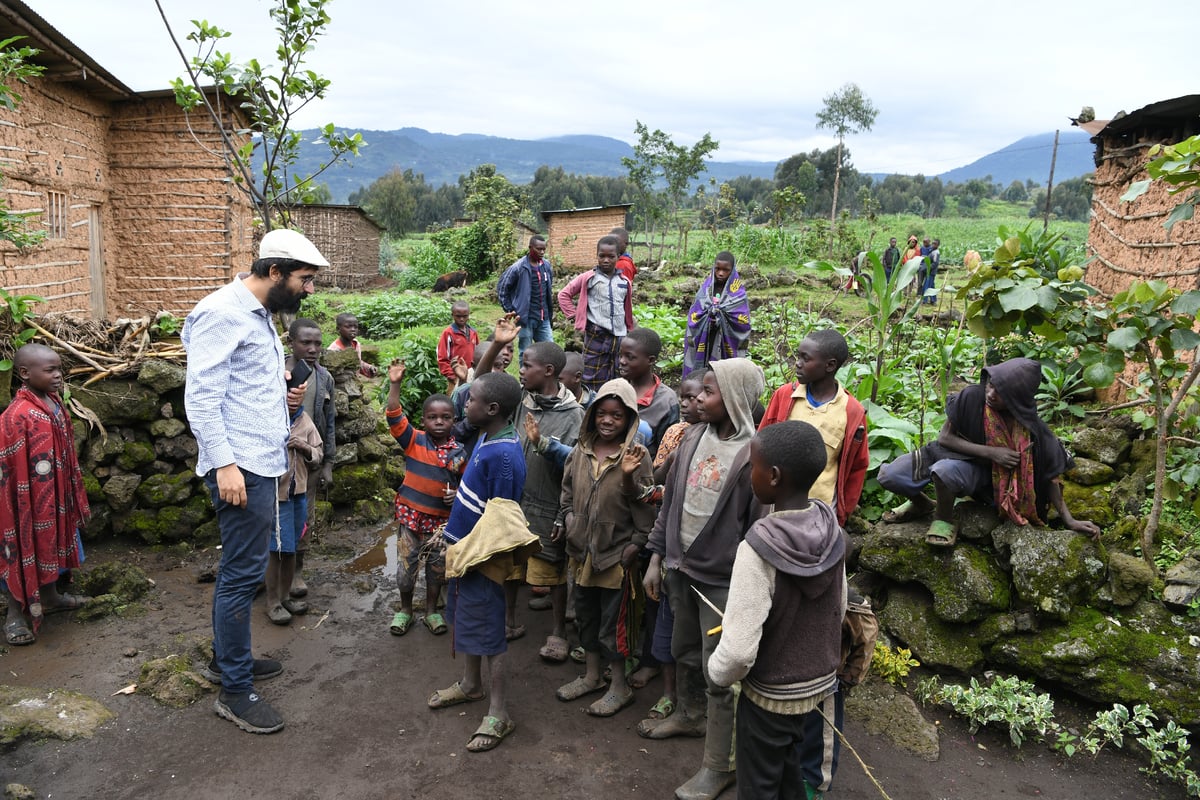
[29, 0, 1196, 175]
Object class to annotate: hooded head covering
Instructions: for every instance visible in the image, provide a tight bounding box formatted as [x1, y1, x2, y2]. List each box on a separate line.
[981, 358, 1048, 437]
[580, 377, 641, 449]
[683, 259, 752, 377]
[707, 358, 765, 443]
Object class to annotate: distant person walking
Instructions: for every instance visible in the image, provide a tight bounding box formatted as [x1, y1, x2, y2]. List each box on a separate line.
[498, 235, 555, 360]
[183, 228, 327, 735]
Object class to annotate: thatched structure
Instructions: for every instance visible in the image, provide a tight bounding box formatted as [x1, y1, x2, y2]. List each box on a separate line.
[1084, 95, 1200, 298]
[287, 204, 385, 291]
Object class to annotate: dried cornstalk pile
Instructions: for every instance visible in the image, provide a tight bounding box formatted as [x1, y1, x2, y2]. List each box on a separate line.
[25, 312, 187, 386]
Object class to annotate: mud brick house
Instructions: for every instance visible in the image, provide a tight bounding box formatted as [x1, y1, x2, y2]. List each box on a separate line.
[288, 204, 385, 290]
[541, 203, 632, 269]
[1080, 95, 1200, 298]
[0, 0, 251, 318]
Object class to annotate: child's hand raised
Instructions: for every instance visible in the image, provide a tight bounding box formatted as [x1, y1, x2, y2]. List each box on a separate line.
[621, 443, 648, 475]
[492, 312, 521, 346]
[523, 413, 541, 447]
[451, 356, 469, 383]
[388, 359, 406, 384]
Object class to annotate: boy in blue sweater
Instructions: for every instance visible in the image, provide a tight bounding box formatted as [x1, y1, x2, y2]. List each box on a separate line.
[427, 371, 526, 754]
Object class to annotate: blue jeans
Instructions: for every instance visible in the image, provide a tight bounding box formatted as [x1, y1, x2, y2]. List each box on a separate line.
[518, 317, 554, 359]
[205, 468, 276, 693]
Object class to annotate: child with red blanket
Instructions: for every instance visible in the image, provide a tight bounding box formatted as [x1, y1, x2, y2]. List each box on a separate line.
[1, 344, 91, 646]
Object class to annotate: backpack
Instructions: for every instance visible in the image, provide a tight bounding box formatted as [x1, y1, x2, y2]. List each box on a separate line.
[838, 591, 879, 691]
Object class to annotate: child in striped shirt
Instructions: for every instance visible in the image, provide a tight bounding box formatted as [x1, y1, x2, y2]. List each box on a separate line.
[385, 359, 466, 637]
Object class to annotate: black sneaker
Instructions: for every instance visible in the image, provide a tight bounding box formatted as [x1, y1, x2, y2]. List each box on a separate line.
[214, 690, 284, 734]
[199, 657, 283, 685]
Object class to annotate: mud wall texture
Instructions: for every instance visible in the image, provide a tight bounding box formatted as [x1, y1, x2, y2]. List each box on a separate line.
[544, 207, 629, 270]
[289, 205, 382, 291]
[1087, 141, 1200, 299]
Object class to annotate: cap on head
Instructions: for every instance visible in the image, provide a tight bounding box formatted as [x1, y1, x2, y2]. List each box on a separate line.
[259, 228, 330, 267]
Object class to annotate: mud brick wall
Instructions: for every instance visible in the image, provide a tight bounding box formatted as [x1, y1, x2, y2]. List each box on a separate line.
[543, 207, 630, 270]
[0, 79, 110, 315]
[289, 205, 382, 291]
[107, 95, 253, 318]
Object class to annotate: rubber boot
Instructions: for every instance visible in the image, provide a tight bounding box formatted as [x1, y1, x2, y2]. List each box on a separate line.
[279, 553, 308, 615]
[289, 550, 308, 598]
[264, 556, 292, 625]
[674, 767, 736, 800]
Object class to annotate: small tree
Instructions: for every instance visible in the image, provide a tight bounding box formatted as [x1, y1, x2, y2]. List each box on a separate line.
[157, 0, 363, 230]
[462, 164, 523, 275]
[815, 83, 877, 251]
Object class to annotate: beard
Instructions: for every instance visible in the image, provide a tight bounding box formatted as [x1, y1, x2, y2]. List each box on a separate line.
[266, 281, 305, 314]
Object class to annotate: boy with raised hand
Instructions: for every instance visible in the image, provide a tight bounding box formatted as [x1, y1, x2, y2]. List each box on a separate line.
[427, 371, 527, 753]
[479, 314, 584, 660]
[709, 421, 848, 800]
[759, 328, 868, 529]
[0, 344, 91, 647]
[437, 300, 479, 394]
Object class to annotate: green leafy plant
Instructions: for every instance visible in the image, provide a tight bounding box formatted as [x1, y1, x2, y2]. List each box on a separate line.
[0, 288, 45, 372]
[149, 313, 181, 339]
[0, 37, 47, 252]
[1036, 362, 1089, 421]
[430, 222, 492, 282]
[373, 328, 445, 425]
[871, 642, 919, 687]
[396, 242, 455, 291]
[345, 292, 449, 339]
[632, 303, 687, 376]
[916, 674, 1057, 746]
[1121, 134, 1200, 231]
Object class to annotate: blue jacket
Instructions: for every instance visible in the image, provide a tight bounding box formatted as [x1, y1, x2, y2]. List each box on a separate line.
[498, 255, 554, 326]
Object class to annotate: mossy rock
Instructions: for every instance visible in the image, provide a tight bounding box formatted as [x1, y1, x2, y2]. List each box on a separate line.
[311, 500, 335, 532]
[101, 473, 141, 513]
[989, 604, 1200, 724]
[328, 462, 387, 505]
[382, 459, 406, 489]
[115, 496, 212, 545]
[193, 519, 220, 548]
[1070, 427, 1131, 466]
[955, 501, 1001, 542]
[153, 434, 198, 462]
[844, 678, 939, 761]
[136, 359, 187, 394]
[1127, 438, 1156, 474]
[353, 497, 393, 523]
[336, 410, 379, 442]
[71, 380, 160, 425]
[877, 585, 994, 672]
[135, 471, 196, 509]
[1108, 472, 1150, 519]
[0, 685, 114, 746]
[1058, 483, 1116, 528]
[1065, 458, 1114, 486]
[357, 434, 392, 463]
[137, 654, 210, 708]
[323, 347, 361, 372]
[149, 417, 187, 439]
[991, 521, 1105, 619]
[82, 472, 103, 502]
[859, 524, 1011, 622]
[77, 561, 153, 601]
[86, 433, 125, 467]
[115, 440, 156, 472]
[332, 442, 359, 466]
[1101, 552, 1156, 607]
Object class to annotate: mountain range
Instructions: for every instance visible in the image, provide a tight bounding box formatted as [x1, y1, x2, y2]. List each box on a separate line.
[290, 126, 1096, 203]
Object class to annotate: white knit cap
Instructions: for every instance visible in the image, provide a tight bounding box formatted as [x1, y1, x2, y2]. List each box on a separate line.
[258, 228, 329, 267]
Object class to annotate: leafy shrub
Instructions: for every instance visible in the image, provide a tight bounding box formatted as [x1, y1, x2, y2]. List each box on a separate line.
[345, 292, 450, 339]
[633, 303, 687, 376]
[871, 642, 919, 687]
[297, 293, 346, 328]
[396, 243, 454, 291]
[430, 223, 492, 282]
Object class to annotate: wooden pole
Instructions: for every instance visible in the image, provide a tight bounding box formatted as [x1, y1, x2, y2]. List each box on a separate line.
[1043, 130, 1060, 234]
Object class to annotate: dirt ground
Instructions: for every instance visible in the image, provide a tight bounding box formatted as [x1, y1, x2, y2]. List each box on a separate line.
[1, 524, 1190, 800]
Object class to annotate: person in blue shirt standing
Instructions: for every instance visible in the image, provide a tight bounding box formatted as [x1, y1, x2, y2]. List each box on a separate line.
[183, 228, 327, 735]
[498, 235, 555, 360]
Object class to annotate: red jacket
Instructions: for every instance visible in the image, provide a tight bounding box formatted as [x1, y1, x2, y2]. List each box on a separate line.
[616, 253, 637, 285]
[759, 383, 869, 527]
[436, 323, 479, 382]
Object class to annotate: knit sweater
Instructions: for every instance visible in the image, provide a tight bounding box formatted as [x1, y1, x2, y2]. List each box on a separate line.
[443, 426, 525, 544]
[709, 502, 847, 714]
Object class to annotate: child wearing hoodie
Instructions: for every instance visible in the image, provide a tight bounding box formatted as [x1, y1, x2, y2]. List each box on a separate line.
[640, 358, 766, 800]
[709, 420, 848, 800]
[554, 378, 656, 717]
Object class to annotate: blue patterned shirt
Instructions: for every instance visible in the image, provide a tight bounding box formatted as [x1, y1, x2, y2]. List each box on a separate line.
[182, 276, 289, 478]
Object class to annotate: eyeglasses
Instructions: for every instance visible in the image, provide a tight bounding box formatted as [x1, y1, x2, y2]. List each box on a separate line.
[299, 275, 316, 287]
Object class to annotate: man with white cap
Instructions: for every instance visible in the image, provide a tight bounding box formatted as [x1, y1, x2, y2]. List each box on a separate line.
[183, 228, 329, 734]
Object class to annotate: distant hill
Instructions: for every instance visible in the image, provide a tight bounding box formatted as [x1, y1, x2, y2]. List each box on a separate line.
[936, 129, 1095, 185]
[280, 127, 1097, 204]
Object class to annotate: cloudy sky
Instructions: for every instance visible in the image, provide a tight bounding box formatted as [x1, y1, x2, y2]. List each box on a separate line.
[30, 0, 1195, 175]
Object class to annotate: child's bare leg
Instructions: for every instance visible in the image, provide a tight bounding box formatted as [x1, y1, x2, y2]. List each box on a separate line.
[424, 581, 441, 617]
[4, 589, 25, 626]
[550, 583, 567, 640]
[460, 654, 484, 697]
[504, 580, 520, 633]
[39, 580, 89, 610]
[484, 652, 509, 722]
[663, 661, 678, 702]
[399, 589, 414, 615]
[584, 649, 604, 685]
[932, 474, 956, 522]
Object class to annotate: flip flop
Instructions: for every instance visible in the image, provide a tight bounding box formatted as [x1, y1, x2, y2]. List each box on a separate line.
[647, 695, 675, 720]
[44, 593, 89, 614]
[586, 690, 635, 717]
[505, 624, 526, 642]
[539, 635, 569, 663]
[925, 519, 958, 547]
[422, 612, 448, 635]
[556, 675, 607, 702]
[428, 680, 486, 709]
[4, 618, 35, 646]
[389, 611, 413, 636]
[882, 500, 933, 524]
[466, 715, 516, 753]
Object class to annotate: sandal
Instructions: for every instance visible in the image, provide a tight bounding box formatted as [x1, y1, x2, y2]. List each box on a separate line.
[539, 635, 569, 663]
[422, 612, 448, 635]
[44, 592, 89, 614]
[925, 519, 958, 547]
[4, 618, 35, 646]
[555, 675, 607, 702]
[569, 645, 586, 664]
[281, 597, 309, 616]
[389, 611, 414, 636]
[647, 695, 675, 720]
[586, 690, 635, 717]
[466, 715, 516, 753]
[882, 499, 933, 524]
[428, 680, 486, 709]
[505, 624, 526, 642]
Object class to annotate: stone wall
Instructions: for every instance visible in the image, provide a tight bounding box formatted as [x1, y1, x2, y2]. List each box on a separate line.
[70, 347, 399, 547]
[856, 421, 1200, 723]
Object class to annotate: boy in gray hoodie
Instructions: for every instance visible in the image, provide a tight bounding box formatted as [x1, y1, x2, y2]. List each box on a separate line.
[709, 420, 847, 800]
[641, 357, 765, 800]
